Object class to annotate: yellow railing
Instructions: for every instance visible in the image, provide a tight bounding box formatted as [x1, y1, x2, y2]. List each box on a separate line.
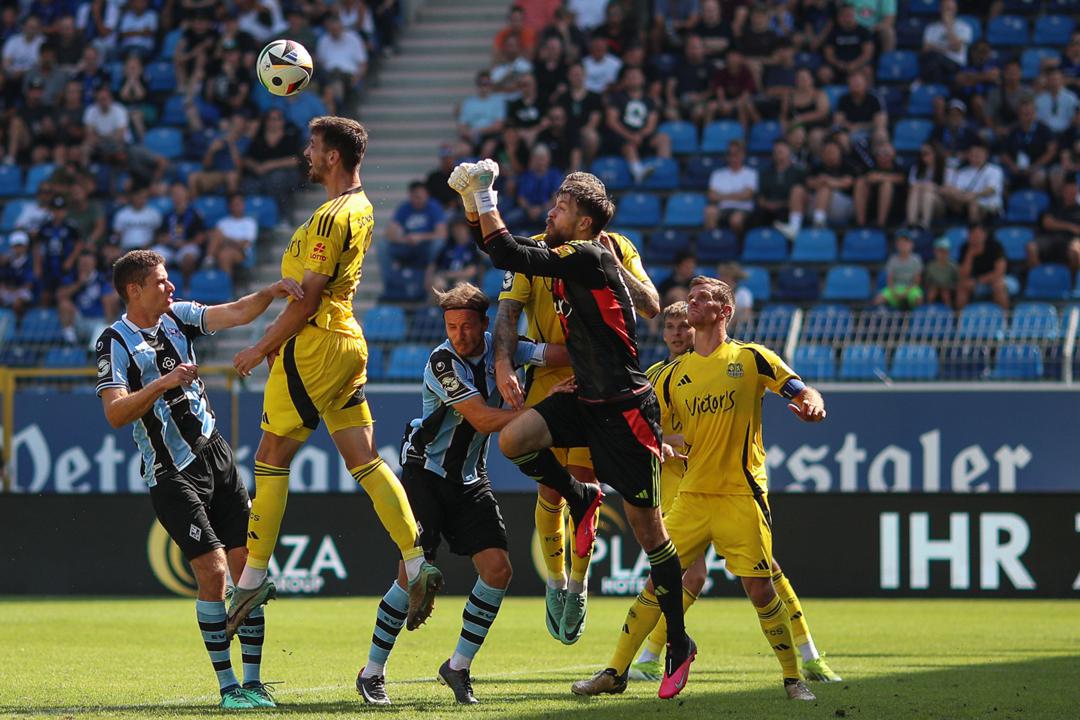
[0, 365, 244, 492]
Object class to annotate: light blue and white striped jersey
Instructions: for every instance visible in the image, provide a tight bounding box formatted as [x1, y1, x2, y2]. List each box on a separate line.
[95, 301, 216, 487]
[401, 332, 545, 485]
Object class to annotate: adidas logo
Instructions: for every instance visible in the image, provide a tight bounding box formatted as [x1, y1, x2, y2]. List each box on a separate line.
[773, 643, 791, 651]
[248, 531, 260, 540]
[677, 374, 692, 386]
[262, 412, 269, 424]
[635, 489, 649, 499]
[753, 558, 770, 572]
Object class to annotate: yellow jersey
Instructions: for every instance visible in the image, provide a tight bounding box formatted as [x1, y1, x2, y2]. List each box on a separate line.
[281, 187, 374, 339]
[498, 231, 649, 393]
[660, 339, 798, 496]
[647, 356, 687, 512]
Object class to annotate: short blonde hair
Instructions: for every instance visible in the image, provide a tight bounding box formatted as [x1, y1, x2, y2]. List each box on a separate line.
[434, 282, 490, 315]
[689, 275, 735, 307]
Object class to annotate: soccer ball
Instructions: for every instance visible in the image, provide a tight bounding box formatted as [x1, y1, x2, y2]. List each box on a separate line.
[257, 39, 314, 97]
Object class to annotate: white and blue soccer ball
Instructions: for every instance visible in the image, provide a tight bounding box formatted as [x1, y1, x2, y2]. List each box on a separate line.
[257, 39, 314, 97]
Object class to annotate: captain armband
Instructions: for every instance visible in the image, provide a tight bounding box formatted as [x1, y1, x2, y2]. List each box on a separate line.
[780, 378, 805, 399]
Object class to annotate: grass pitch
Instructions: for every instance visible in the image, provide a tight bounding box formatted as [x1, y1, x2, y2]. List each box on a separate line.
[0, 597, 1075, 719]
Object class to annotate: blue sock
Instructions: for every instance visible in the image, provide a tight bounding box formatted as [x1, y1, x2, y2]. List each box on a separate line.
[195, 600, 240, 694]
[451, 578, 506, 669]
[238, 605, 265, 686]
[362, 583, 408, 677]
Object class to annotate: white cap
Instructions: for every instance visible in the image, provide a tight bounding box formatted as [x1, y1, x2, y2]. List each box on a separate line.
[8, 231, 29, 246]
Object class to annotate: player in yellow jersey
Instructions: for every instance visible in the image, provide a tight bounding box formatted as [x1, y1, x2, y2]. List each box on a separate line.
[227, 117, 439, 638]
[573, 276, 826, 700]
[628, 301, 842, 684]
[494, 178, 659, 645]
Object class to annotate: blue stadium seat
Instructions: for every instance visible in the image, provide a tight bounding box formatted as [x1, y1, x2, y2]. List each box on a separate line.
[146, 61, 177, 92]
[663, 193, 705, 228]
[907, 303, 956, 340]
[840, 344, 887, 380]
[1024, 263, 1072, 299]
[144, 128, 183, 160]
[481, 267, 506, 298]
[658, 121, 699, 154]
[186, 270, 233, 304]
[639, 344, 668, 370]
[591, 156, 632, 190]
[0, 165, 21, 197]
[148, 196, 173, 216]
[742, 227, 788, 263]
[616, 229, 644, 251]
[803, 304, 853, 342]
[893, 119, 933, 153]
[365, 345, 386, 381]
[958, 302, 1006, 340]
[385, 344, 430, 381]
[1005, 189, 1050, 223]
[0, 307, 14, 342]
[958, 15, 983, 41]
[0, 346, 38, 367]
[410, 306, 446, 342]
[285, 93, 328, 130]
[742, 266, 771, 302]
[246, 196, 278, 229]
[791, 228, 837, 263]
[876, 51, 919, 82]
[381, 264, 426, 302]
[941, 345, 990, 380]
[43, 347, 88, 368]
[0, 200, 30, 232]
[753, 304, 795, 342]
[987, 15, 1030, 46]
[159, 94, 188, 126]
[823, 84, 847, 110]
[897, 17, 928, 49]
[907, 84, 948, 116]
[1021, 48, 1061, 80]
[1047, 0, 1080, 11]
[696, 228, 739, 263]
[646, 229, 692, 264]
[775, 266, 819, 301]
[612, 192, 660, 227]
[642, 157, 680, 190]
[1004, 0, 1041, 14]
[793, 345, 835, 381]
[823, 266, 871, 301]
[363, 305, 407, 342]
[24, 163, 54, 195]
[1032, 15, 1075, 45]
[992, 344, 1043, 379]
[1009, 302, 1060, 340]
[193, 196, 228, 226]
[171, 161, 201, 184]
[15, 308, 64, 344]
[160, 28, 182, 59]
[748, 120, 782, 154]
[908, 0, 939, 15]
[891, 344, 939, 380]
[877, 86, 906, 116]
[995, 226, 1033, 261]
[841, 228, 887, 262]
[793, 51, 823, 71]
[682, 155, 722, 190]
[700, 120, 744, 154]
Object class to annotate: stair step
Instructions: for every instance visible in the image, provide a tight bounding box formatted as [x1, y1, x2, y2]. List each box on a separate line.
[408, 22, 503, 39]
[360, 105, 457, 121]
[399, 36, 494, 51]
[390, 54, 489, 70]
[377, 70, 479, 85]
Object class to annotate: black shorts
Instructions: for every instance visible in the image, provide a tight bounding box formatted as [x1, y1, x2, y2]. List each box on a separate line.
[149, 431, 250, 561]
[534, 391, 663, 508]
[1033, 234, 1074, 265]
[400, 465, 508, 560]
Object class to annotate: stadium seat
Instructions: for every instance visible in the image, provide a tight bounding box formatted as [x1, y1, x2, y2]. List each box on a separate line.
[1005, 189, 1050, 223]
[896, 17, 928, 49]
[793, 51, 823, 71]
[285, 93, 328, 129]
[159, 95, 188, 127]
[193, 196, 228, 226]
[160, 28, 182, 59]
[186, 270, 233, 304]
[682, 155, 722, 190]
[385, 344, 430, 381]
[803, 304, 853, 343]
[840, 344, 887, 380]
[24, 163, 54, 195]
[1047, 0, 1080, 12]
[146, 61, 177, 93]
[646, 229, 692, 264]
[907, 0, 939, 15]
[941, 344, 991, 380]
[1024, 263, 1072, 299]
[992, 344, 1044, 379]
[246, 195, 279, 229]
[891, 344, 939, 380]
[791, 228, 837, 263]
[695, 228, 739, 263]
[987, 15, 1030, 46]
[171, 161, 201, 184]
[1009, 302, 1060, 340]
[365, 345, 386, 381]
[663, 193, 705, 228]
[958, 14, 983, 41]
[753, 304, 795, 343]
[776, 266, 819, 301]
[1004, 0, 1041, 14]
[591, 156, 632, 190]
[43, 347, 88, 368]
[147, 196, 173, 216]
[481, 267, 506, 299]
[144, 128, 183, 160]
[748, 120, 782, 154]
[877, 86, 906, 116]
[616, 229, 644, 251]
[793, 344, 835, 381]
[856, 305, 905, 342]
[906, 84, 948, 117]
[700, 120, 744, 153]
[823, 266, 871, 301]
[995, 226, 1033, 261]
[642, 157, 680, 190]
[742, 227, 788, 263]
[638, 343, 668, 370]
[0, 306, 14, 343]
[876, 51, 919, 82]
[958, 302, 1006, 340]
[363, 305, 406, 342]
[907, 303, 956, 340]
[381, 264, 427, 302]
[0, 346, 38, 367]
[0, 165, 21, 197]
[823, 84, 847, 110]
[0, 200, 30, 232]
[1020, 48, 1061, 80]
[658, 121, 699, 154]
[15, 308, 64, 344]
[410, 306, 446, 342]
[841, 228, 887, 262]
[612, 192, 660, 227]
[893, 119, 933, 153]
[742, 266, 771, 302]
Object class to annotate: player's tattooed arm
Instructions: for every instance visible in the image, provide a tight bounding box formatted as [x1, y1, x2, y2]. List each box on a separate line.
[494, 298, 525, 409]
[617, 264, 660, 318]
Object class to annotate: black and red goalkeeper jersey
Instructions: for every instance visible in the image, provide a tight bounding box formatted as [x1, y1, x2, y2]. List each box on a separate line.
[473, 223, 651, 404]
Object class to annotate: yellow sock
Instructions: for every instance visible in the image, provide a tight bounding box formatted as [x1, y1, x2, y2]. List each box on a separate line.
[351, 459, 423, 562]
[535, 496, 567, 583]
[246, 462, 291, 570]
[755, 594, 800, 680]
[609, 590, 662, 675]
[568, 517, 593, 585]
[643, 586, 697, 657]
[772, 570, 811, 646]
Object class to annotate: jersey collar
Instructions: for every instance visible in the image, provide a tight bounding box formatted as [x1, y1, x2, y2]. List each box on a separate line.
[121, 313, 161, 336]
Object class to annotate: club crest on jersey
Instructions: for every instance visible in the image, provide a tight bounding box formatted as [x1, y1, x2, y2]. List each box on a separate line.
[310, 242, 327, 262]
[727, 362, 744, 378]
[551, 243, 577, 258]
[440, 374, 461, 392]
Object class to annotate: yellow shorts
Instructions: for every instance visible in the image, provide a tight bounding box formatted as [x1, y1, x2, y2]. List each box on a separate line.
[527, 369, 593, 471]
[658, 465, 684, 516]
[261, 325, 374, 442]
[663, 491, 774, 577]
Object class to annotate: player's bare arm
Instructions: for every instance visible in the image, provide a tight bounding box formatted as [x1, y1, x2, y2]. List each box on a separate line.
[203, 278, 304, 333]
[493, 298, 526, 409]
[788, 385, 826, 422]
[599, 231, 660, 318]
[100, 364, 199, 428]
[233, 270, 330, 376]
